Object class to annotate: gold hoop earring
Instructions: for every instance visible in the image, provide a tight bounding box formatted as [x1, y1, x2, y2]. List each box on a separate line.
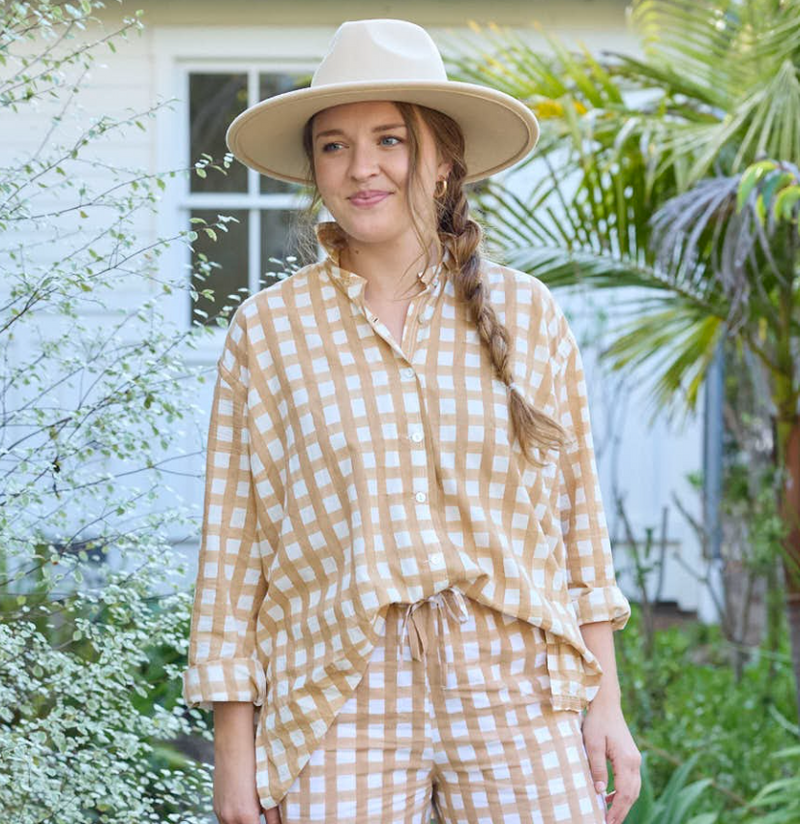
[434, 178, 448, 199]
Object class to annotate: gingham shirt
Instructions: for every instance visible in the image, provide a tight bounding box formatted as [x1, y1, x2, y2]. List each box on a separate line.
[182, 248, 631, 808]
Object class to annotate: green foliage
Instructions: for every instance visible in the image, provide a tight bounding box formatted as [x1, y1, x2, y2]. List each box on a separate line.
[616, 605, 799, 820]
[626, 753, 717, 824]
[722, 459, 786, 576]
[745, 745, 800, 823]
[738, 160, 800, 233]
[0, 2, 225, 821]
[0, 583, 211, 821]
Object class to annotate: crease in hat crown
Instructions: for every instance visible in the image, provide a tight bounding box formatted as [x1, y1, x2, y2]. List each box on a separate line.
[312, 19, 448, 86]
[225, 17, 540, 184]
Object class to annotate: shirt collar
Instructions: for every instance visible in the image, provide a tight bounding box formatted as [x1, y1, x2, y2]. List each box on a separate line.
[323, 249, 367, 301]
[323, 246, 449, 301]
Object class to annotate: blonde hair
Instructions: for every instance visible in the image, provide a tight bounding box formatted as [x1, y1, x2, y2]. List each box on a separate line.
[298, 103, 568, 466]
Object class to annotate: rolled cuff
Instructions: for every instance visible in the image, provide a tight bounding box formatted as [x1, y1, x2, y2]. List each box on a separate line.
[571, 584, 631, 631]
[182, 657, 267, 712]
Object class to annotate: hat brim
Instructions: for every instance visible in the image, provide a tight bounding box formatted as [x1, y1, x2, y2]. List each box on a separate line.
[225, 80, 539, 185]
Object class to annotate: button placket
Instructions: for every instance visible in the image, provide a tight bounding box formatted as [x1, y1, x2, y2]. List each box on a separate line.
[358, 263, 442, 366]
[418, 303, 435, 326]
[400, 276, 449, 587]
[363, 301, 419, 364]
[399, 292, 428, 362]
[408, 415, 440, 576]
[399, 265, 441, 360]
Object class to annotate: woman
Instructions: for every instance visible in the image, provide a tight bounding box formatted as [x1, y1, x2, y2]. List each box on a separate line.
[182, 18, 641, 824]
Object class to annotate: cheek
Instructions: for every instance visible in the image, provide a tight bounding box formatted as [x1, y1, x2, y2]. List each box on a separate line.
[408, 173, 435, 210]
[313, 158, 340, 195]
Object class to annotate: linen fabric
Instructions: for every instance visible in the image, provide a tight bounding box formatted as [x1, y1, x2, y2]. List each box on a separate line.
[277, 586, 609, 823]
[181, 249, 631, 809]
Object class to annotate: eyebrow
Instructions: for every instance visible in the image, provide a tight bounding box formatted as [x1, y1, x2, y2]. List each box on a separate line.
[314, 123, 407, 140]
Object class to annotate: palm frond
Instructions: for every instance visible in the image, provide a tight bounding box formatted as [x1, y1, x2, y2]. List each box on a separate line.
[651, 169, 799, 348]
[478, 152, 717, 311]
[443, 23, 625, 114]
[682, 59, 800, 183]
[607, 51, 729, 114]
[731, 60, 800, 172]
[629, 0, 800, 101]
[477, 138, 735, 420]
[601, 304, 725, 426]
[741, 159, 800, 226]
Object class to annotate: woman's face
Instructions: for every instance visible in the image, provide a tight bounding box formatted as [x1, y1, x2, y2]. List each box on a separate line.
[310, 100, 450, 252]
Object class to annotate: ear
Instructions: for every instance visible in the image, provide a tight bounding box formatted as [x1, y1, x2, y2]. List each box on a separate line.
[437, 159, 453, 180]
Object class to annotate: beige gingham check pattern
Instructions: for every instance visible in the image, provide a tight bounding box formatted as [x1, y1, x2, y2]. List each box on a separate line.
[278, 586, 609, 823]
[182, 249, 631, 809]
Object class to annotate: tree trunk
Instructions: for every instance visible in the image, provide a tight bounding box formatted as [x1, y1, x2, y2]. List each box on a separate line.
[779, 415, 800, 721]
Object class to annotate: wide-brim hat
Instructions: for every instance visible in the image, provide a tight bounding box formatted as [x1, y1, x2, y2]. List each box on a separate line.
[226, 18, 540, 185]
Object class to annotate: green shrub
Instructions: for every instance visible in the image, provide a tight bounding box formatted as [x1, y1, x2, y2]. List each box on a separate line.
[744, 745, 800, 824]
[625, 752, 717, 824]
[0, 2, 231, 820]
[617, 605, 798, 819]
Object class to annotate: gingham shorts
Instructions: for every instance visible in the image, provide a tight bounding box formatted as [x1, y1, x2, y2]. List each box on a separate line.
[277, 586, 608, 823]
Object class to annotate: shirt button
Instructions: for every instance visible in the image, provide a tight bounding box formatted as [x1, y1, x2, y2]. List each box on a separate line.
[403, 367, 415, 379]
[414, 491, 427, 503]
[429, 552, 444, 566]
[410, 430, 424, 443]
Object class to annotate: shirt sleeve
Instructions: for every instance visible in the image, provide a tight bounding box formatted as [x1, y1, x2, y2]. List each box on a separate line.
[554, 322, 631, 631]
[182, 349, 269, 711]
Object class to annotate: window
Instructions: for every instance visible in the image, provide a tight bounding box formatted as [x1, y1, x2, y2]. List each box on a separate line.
[186, 70, 318, 326]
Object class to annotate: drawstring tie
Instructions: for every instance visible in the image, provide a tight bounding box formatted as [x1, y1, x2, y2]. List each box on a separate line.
[400, 587, 469, 682]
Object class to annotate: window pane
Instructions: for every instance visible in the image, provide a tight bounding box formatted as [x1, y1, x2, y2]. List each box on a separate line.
[259, 72, 311, 195]
[190, 73, 248, 193]
[190, 209, 249, 326]
[259, 209, 319, 288]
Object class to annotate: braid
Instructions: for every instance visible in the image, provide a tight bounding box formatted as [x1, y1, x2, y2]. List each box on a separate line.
[436, 139, 569, 468]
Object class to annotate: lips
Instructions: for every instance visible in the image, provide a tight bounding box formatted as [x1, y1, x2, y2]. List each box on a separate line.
[349, 191, 390, 207]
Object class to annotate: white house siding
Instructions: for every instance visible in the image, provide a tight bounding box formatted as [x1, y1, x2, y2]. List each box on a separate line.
[3, 0, 710, 619]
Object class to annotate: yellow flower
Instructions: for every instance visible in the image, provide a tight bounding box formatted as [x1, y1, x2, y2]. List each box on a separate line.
[534, 100, 564, 118]
[532, 99, 589, 118]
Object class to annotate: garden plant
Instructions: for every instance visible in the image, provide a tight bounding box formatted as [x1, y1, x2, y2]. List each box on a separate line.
[0, 2, 236, 821]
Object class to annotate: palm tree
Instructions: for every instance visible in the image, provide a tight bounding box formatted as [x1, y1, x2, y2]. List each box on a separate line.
[447, 0, 800, 715]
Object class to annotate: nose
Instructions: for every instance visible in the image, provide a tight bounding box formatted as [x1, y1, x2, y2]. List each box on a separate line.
[347, 139, 380, 181]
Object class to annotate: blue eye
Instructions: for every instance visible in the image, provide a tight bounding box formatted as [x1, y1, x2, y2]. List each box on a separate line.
[319, 136, 402, 153]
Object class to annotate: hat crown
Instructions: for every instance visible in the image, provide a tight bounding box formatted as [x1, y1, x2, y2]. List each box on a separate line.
[312, 19, 448, 87]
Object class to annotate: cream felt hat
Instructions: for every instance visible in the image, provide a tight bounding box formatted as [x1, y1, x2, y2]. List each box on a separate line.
[225, 18, 540, 185]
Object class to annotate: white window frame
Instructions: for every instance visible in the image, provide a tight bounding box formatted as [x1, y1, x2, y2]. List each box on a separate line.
[152, 27, 334, 361]
[184, 66, 312, 311]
